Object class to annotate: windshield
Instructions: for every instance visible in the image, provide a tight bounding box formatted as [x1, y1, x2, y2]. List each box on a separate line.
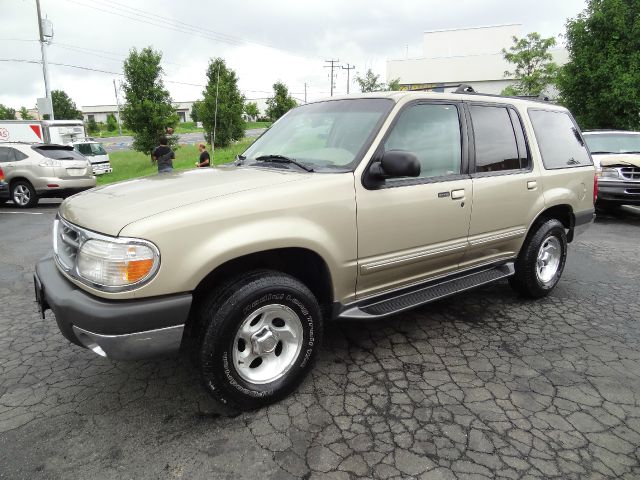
[241, 98, 394, 171]
[584, 133, 640, 154]
[74, 142, 107, 156]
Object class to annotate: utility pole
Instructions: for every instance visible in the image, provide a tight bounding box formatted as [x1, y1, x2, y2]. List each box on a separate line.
[211, 62, 220, 160]
[113, 79, 122, 136]
[36, 0, 53, 119]
[341, 63, 355, 94]
[304, 83, 307, 103]
[324, 59, 339, 96]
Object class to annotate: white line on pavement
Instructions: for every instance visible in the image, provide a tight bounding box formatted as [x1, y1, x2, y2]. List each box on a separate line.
[0, 211, 45, 215]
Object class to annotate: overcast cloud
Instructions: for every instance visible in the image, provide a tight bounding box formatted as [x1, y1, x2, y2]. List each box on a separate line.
[0, 0, 587, 110]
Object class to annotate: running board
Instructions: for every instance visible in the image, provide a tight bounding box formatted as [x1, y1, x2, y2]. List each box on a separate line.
[338, 262, 515, 320]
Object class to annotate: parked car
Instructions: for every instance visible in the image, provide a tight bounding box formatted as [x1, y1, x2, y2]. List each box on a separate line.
[71, 140, 113, 175]
[583, 130, 640, 207]
[0, 143, 96, 208]
[35, 91, 595, 410]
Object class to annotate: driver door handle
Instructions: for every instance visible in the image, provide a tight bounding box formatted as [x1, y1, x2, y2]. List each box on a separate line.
[451, 189, 465, 200]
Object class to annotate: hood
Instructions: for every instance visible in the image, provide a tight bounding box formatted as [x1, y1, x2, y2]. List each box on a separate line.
[60, 166, 307, 236]
[593, 153, 640, 169]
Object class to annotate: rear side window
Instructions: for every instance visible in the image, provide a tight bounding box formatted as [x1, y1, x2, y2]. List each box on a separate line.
[33, 146, 87, 161]
[470, 105, 524, 172]
[529, 110, 592, 169]
[13, 149, 28, 161]
[0, 147, 14, 162]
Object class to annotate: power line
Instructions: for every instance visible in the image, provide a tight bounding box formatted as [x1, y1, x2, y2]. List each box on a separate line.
[0, 59, 312, 97]
[63, 0, 325, 62]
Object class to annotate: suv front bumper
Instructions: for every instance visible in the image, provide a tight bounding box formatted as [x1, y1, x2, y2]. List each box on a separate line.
[598, 180, 640, 205]
[35, 255, 192, 360]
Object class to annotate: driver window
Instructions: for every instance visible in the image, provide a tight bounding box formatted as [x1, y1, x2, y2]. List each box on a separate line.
[384, 104, 462, 179]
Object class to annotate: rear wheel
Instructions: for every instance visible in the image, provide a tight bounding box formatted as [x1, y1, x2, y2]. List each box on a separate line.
[197, 270, 323, 411]
[509, 218, 567, 298]
[11, 180, 38, 208]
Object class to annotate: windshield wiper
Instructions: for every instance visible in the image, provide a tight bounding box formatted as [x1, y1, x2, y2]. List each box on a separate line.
[590, 151, 616, 154]
[255, 154, 314, 172]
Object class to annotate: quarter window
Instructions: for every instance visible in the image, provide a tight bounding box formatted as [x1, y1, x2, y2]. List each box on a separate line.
[383, 103, 462, 180]
[529, 110, 592, 169]
[470, 105, 521, 172]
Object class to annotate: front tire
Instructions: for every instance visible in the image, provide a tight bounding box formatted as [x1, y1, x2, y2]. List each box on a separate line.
[198, 271, 323, 410]
[11, 180, 38, 208]
[509, 218, 567, 298]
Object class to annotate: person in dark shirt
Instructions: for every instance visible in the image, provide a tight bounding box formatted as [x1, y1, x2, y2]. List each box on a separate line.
[195, 143, 210, 168]
[151, 137, 175, 173]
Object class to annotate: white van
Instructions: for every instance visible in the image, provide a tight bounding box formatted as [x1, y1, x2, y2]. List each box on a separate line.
[0, 120, 113, 175]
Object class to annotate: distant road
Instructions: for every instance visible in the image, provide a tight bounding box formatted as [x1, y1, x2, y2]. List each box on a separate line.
[100, 129, 265, 152]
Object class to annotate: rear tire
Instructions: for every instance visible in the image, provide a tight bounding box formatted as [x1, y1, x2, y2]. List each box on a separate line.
[509, 218, 567, 298]
[197, 270, 323, 411]
[11, 180, 38, 208]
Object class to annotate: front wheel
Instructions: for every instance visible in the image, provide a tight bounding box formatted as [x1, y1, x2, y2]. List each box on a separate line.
[198, 271, 323, 410]
[509, 218, 567, 298]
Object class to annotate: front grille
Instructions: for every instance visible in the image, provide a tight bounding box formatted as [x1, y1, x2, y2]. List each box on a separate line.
[620, 166, 640, 181]
[54, 219, 81, 271]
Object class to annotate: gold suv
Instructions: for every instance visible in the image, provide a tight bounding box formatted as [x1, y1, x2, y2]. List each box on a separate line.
[35, 91, 596, 410]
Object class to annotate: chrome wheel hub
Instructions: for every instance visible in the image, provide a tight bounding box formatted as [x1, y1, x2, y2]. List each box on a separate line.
[232, 304, 303, 385]
[536, 236, 561, 284]
[13, 185, 30, 206]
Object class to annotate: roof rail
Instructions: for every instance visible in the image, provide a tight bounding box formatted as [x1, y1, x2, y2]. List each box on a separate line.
[403, 84, 552, 103]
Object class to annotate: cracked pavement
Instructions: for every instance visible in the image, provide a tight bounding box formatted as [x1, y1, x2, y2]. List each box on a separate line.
[1, 201, 639, 479]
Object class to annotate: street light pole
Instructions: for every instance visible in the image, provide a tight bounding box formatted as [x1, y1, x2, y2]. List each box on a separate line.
[35, 0, 53, 119]
[113, 79, 122, 136]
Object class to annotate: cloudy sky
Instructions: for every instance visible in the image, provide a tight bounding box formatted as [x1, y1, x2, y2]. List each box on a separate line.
[1, 0, 587, 111]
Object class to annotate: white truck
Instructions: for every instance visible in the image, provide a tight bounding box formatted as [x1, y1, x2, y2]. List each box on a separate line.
[0, 120, 112, 175]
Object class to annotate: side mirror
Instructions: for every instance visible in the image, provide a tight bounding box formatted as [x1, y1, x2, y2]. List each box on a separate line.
[369, 150, 420, 180]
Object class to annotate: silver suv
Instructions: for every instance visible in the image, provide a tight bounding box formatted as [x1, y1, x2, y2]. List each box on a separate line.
[35, 91, 595, 410]
[583, 130, 640, 207]
[0, 143, 96, 208]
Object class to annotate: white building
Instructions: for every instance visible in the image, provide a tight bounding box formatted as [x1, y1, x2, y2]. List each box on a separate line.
[81, 101, 195, 124]
[387, 24, 568, 95]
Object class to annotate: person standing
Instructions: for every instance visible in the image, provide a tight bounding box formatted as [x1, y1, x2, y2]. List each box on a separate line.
[151, 137, 175, 173]
[195, 143, 210, 168]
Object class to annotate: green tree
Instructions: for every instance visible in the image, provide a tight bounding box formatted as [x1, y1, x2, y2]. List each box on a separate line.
[200, 58, 245, 148]
[121, 47, 178, 154]
[190, 99, 203, 124]
[355, 69, 385, 92]
[19, 106, 33, 120]
[558, 0, 640, 130]
[106, 113, 118, 132]
[0, 104, 17, 120]
[265, 82, 297, 121]
[387, 78, 402, 91]
[500, 32, 559, 97]
[52, 90, 83, 119]
[244, 101, 259, 119]
[86, 117, 98, 134]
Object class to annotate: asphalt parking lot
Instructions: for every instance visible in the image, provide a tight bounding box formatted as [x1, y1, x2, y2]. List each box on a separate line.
[1, 201, 639, 480]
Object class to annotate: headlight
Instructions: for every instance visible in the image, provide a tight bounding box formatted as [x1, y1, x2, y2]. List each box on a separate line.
[597, 167, 620, 179]
[76, 239, 159, 288]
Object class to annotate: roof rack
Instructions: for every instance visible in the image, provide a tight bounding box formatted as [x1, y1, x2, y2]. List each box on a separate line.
[406, 83, 552, 103]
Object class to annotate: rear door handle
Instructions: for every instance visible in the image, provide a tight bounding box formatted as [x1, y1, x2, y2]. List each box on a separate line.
[451, 189, 465, 200]
[527, 180, 537, 190]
